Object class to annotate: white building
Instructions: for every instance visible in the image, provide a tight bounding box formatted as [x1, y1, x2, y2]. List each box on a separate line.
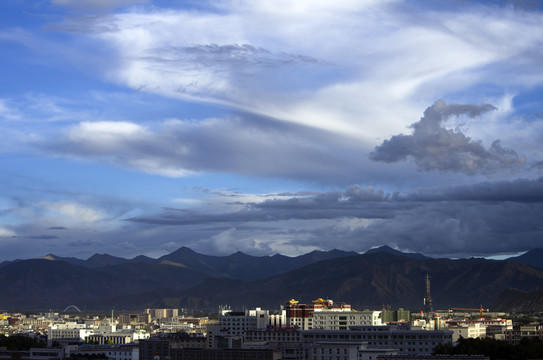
[47, 325, 93, 346]
[445, 318, 513, 342]
[218, 308, 286, 337]
[313, 311, 381, 330]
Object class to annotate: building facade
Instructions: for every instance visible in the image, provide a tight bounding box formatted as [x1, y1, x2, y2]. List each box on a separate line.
[313, 311, 381, 330]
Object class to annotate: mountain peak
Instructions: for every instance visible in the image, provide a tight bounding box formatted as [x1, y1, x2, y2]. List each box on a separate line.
[172, 246, 198, 255]
[231, 251, 250, 257]
[365, 245, 429, 260]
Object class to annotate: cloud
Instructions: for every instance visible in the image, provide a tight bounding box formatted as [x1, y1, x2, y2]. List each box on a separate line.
[67, 0, 543, 142]
[125, 178, 543, 257]
[0, 227, 16, 237]
[0, 99, 22, 121]
[24, 235, 59, 240]
[370, 100, 526, 174]
[43, 116, 373, 182]
[67, 121, 147, 152]
[51, 0, 147, 12]
[196, 227, 272, 256]
[40, 201, 104, 222]
[132, 44, 325, 97]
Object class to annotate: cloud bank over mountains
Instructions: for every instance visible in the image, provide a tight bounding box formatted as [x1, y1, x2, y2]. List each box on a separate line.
[1, 0, 543, 261]
[126, 178, 543, 258]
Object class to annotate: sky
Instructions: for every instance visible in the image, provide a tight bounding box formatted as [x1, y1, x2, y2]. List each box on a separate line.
[1, 0, 543, 261]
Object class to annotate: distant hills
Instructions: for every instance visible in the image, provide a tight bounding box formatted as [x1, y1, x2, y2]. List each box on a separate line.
[0, 246, 542, 312]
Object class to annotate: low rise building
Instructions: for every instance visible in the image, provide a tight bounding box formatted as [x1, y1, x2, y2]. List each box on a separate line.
[504, 325, 543, 345]
[445, 319, 512, 342]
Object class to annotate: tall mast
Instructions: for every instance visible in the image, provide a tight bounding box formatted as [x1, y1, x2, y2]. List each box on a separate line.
[424, 273, 432, 319]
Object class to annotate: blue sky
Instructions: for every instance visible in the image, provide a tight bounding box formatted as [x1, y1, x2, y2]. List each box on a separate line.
[1, 0, 543, 261]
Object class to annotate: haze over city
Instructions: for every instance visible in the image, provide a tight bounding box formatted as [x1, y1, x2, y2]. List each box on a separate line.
[1, 0, 543, 262]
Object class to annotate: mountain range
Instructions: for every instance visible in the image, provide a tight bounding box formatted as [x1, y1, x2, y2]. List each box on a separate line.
[1, 246, 542, 312]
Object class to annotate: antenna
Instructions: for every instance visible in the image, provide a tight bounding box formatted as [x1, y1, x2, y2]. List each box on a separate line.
[424, 273, 432, 319]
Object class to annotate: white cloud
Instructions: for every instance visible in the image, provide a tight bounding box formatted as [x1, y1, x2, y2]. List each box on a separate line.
[40, 201, 104, 222]
[69, 121, 144, 141]
[195, 227, 279, 256]
[66, 121, 148, 153]
[76, 1, 543, 147]
[0, 99, 21, 121]
[126, 158, 193, 178]
[0, 227, 16, 237]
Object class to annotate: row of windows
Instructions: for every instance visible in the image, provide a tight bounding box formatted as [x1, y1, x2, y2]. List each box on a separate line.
[312, 348, 349, 354]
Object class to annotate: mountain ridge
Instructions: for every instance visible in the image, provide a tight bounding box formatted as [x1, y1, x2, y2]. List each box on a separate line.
[1, 245, 543, 311]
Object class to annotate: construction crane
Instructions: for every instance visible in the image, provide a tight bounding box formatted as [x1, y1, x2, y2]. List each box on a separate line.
[450, 305, 489, 318]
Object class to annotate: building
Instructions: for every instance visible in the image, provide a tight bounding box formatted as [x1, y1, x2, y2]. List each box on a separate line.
[309, 341, 363, 360]
[376, 356, 489, 360]
[445, 319, 512, 342]
[245, 329, 301, 344]
[119, 313, 151, 326]
[47, 326, 93, 346]
[139, 338, 281, 360]
[210, 308, 286, 348]
[447, 323, 487, 342]
[244, 324, 449, 359]
[302, 325, 453, 356]
[146, 309, 179, 320]
[380, 310, 410, 324]
[244, 329, 304, 360]
[154, 332, 207, 349]
[87, 333, 134, 345]
[504, 325, 543, 345]
[286, 299, 353, 330]
[313, 311, 381, 330]
[67, 344, 139, 360]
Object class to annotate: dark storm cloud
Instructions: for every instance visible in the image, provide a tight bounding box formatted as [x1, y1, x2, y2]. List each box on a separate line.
[48, 226, 68, 230]
[23, 235, 59, 240]
[404, 177, 543, 202]
[128, 185, 397, 226]
[370, 100, 526, 174]
[128, 178, 543, 257]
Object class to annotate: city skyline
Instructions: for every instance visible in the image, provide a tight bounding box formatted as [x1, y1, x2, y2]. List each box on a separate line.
[1, 0, 543, 261]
